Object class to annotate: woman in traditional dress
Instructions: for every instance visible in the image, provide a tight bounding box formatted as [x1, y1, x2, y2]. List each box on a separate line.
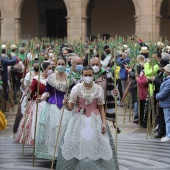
[56, 66, 119, 170]
[13, 59, 40, 135]
[15, 62, 52, 145]
[35, 58, 74, 159]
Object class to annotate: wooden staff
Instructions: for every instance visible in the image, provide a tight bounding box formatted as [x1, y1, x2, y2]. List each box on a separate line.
[123, 92, 129, 124]
[113, 48, 118, 151]
[32, 57, 42, 166]
[51, 75, 71, 170]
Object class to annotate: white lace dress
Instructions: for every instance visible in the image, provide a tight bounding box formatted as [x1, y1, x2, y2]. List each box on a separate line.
[56, 82, 119, 170]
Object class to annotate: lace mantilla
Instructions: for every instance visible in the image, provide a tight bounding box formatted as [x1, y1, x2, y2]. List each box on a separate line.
[69, 82, 105, 105]
[47, 73, 73, 92]
[62, 113, 113, 161]
[33, 75, 47, 86]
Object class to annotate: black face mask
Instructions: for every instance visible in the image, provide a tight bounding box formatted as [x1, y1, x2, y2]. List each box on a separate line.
[68, 61, 72, 67]
[34, 67, 39, 72]
[52, 66, 56, 71]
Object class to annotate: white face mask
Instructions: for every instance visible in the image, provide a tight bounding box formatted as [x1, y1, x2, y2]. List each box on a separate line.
[92, 65, 100, 74]
[48, 53, 54, 58]
[83, 76, 94, 84]
[46, 69, 53, 76]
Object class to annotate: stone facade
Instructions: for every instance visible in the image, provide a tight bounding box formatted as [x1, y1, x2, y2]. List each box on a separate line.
[0, 0, 169, 42]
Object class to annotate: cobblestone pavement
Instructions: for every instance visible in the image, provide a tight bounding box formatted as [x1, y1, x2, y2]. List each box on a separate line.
[0, 105, 170, 170]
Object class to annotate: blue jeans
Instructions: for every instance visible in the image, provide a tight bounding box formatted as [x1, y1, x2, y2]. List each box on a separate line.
[133, 102, 138, 117]
[163, 108, 170, 137]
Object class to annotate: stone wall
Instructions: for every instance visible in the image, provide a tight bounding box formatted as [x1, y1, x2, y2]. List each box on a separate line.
[0, 0, 168, 42]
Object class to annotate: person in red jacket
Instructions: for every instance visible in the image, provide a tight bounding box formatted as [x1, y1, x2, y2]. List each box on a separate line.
[136, 71, 148, 127]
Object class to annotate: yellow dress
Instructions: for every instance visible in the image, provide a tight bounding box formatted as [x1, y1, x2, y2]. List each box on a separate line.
[0, 110, 7, 131]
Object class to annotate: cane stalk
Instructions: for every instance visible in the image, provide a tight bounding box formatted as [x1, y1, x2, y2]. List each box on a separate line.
[113, 48, 118, 151]
[51, 74, 71, 170]
[32, 55, 42, 166]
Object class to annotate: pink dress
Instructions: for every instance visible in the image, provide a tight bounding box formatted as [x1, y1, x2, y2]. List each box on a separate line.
[56, 82, 119, 170]
[61, 82, 113, 161]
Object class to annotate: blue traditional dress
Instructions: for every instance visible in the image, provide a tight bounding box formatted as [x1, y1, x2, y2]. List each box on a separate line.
[35, 73, 74, 159]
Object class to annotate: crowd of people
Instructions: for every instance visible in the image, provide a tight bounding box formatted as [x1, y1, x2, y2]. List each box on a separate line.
[0, 36, 170, 169]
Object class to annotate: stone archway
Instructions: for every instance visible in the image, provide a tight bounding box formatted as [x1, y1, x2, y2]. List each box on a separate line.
[16, 0, 69, 39]
[82, 0, 138, 39]
[86, 0, 136, 38]
[159, 0, 170, 40]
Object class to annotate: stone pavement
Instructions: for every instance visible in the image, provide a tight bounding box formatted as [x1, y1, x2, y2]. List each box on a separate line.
[0, 105, 170, 170]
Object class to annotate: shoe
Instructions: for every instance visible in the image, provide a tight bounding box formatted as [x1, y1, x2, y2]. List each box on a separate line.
[140, 122, 147, 128]
[161, 136, 170, 142]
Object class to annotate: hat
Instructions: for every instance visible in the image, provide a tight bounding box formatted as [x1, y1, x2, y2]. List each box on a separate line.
[162, 52, 170, 61]
[164, 64, 170, 73]
[140, 47, 149, 53]
[1, 44, 7, 50]
[157, 42, 164, 48]
[10, 44, 17, 51]
[158, 59, 169, 67]
[166, 46, 170, 53]
[123, 45, 128, 50]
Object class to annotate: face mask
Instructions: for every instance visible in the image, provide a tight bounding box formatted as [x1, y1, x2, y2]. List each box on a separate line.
[56, 66, 66, 73]
[83, 76, 94, 84]
[68, 61, 72, 67]
[46, 69, 53, 76]
[92, 65, 100, 74]
[52, 66, 55, 71]
[34, 67, 39, 72]
[48, 53, 54, 57]
[75, 65, 84, 72]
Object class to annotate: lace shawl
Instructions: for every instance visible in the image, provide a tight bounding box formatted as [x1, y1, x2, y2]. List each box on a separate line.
[69, 82, 105, 105]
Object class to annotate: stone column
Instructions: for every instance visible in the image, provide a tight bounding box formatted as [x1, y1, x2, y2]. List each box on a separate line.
[134, 15, 139, 36]
[1, 18, 15, 41]
[136, 0, 158, 41]
[14, 17, 22, 41]
[68, 1, 82, 42]
[81, 16, 88, 42]
[66, 17, 71, 41]
[155, 15, 161, 41]
[0, 17, 3, 40]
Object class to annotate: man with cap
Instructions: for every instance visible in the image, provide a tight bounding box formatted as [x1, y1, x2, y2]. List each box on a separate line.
[156, 64, 170, 142]
[149, 59, 169, 138]
[10, 44, 18, 56]
[0, 49, 17, 111]
[140, 47, 149, 58]
[10, 44, 23, 104]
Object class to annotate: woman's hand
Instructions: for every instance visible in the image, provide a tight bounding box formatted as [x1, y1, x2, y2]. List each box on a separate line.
[102, 123, 106, 134]
[113, 89, 118, 96]
[62, 98, 68, 106]
[36, 98, 42, 104]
